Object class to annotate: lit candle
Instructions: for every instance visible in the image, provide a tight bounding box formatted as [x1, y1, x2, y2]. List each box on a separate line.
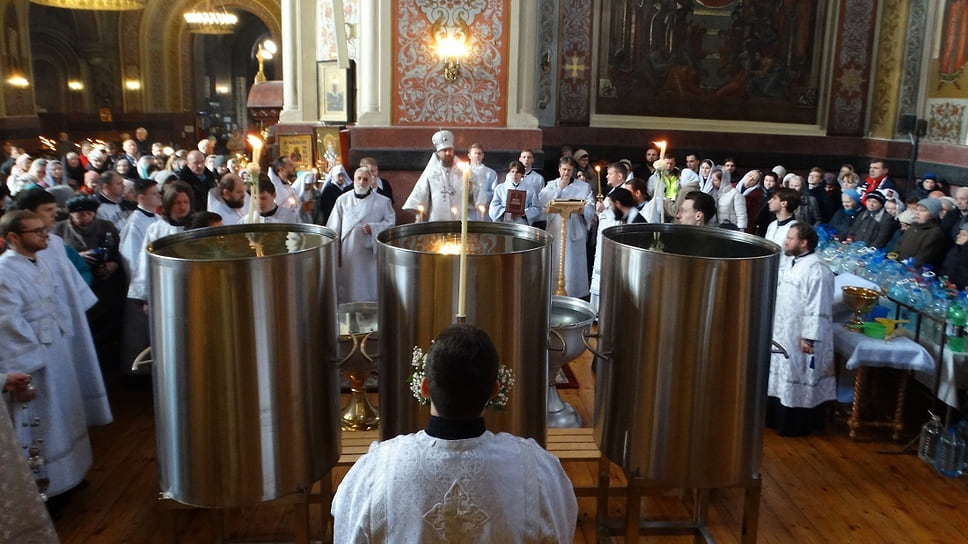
[654, 140, 667, 161]
[478, 204, 487, 221]
[458, 161, 471, 320]
[417, 204, 425, 223]
[451, 206, 458, 220]
[594, 164, 602, 197]
[247, 134, 264, 168]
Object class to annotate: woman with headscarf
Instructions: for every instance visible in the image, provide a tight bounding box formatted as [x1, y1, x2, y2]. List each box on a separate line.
[697, 158, 716, 194]
[710, 166, 746, 229]
[136, 155, 158, 180]
[64, 152, 86, 190]
[313, 164, 351, 225]
[828, 188, 862, 238]
[114, 157, 139, 183]
[44, 160, 69, 187]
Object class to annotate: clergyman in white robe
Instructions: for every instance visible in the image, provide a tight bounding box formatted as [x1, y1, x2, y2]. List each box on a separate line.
[403, 154, 465, 222]
[326, 188, 395, 304]
[538, 176, 595, 298]
[0, 249, 93, 497]
[768, 249, 835, 434]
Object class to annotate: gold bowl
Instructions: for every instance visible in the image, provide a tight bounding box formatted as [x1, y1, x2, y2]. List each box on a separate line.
[842, 286, 880, 329]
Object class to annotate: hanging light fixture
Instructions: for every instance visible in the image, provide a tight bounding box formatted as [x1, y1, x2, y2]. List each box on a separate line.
[29, 0, 145, 9]
[184, 0, 238, 35]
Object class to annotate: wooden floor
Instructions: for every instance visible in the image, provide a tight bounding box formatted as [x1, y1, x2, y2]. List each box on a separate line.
[52, 351, 968, 543]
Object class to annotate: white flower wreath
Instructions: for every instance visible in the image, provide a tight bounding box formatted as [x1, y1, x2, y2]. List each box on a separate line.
[407, 344, 515, 409]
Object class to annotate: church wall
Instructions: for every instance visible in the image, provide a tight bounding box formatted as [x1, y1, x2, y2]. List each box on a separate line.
[390, 0, 510, 126]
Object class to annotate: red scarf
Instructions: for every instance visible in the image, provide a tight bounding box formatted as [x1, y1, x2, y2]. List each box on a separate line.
[860, 174, 886, 204]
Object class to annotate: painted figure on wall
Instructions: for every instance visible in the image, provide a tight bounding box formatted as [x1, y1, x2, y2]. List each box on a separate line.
[599, 0, 822, 124]
[938, 0, 968, 90]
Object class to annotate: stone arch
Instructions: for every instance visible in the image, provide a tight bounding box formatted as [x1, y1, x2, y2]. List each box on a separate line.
[141, 0, 281, 112]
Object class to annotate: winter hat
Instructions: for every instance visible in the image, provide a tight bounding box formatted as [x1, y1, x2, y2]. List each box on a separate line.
[843, 188, 861, 205]
[918, 198, 942, 220]
[898, 209, 918, 225]
[866, 191, 886, 204]
[66, 194, 100, 213]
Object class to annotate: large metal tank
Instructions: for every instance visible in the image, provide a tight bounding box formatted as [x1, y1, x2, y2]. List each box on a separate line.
[148, 223, 341, 507]
[595, 224, 779, 486]
[377, 221, 552, 444]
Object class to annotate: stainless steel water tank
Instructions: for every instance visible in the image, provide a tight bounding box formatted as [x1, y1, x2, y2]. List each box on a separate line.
[148, 224, 341, 507]
[595, 224, 779, 486]
[377, 221, 552, 444]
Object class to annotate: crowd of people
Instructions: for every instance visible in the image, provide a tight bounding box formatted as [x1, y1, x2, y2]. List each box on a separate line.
[2, 126, 959, 538]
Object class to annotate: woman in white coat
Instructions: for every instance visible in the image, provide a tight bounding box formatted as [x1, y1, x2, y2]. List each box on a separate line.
[710, 166, 747, 230]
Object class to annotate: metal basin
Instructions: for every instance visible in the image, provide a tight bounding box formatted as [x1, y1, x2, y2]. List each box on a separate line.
[595, 224, 779, 486]
[547, 296, 595, 428]
[148, 223, 341, 507]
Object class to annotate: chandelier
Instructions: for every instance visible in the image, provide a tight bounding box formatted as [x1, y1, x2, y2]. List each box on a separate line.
[184, 1, 238, 35]
[28, 0, 145, 9]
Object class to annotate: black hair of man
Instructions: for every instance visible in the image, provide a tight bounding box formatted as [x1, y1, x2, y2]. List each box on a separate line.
[258, 173, 275, 196]
[15, 187, 56, 211]
[869, 157, 888, 171]
[425, 324, 499, 420]
[610, 187, 635, 208]
[0, 209, 38, 238]
[558, 156, 576, 169]
[684, 191, 716, 223]
[97, 170, 120, 191]
[186, 211, 223, 231]
[624, 178, 649, 199]
[270, 156, 289, 172]
[773, 187, 801, 213]
[789, 222, 819, 251]
[507, 160, 525, 172]
[218, 173, 241, 194]
[609, 161, 629, 177]
[133, 178, 157, 196]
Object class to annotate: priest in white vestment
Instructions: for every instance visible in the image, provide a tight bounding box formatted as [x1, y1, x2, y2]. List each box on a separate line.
[16, 187, 112, 425]
[326, 167, 396, 305]
[206, 173, 249, 226]
[1, 372, 58, 543]
[537, 157, 596, 298]
[403, 130, 467, 222]
[332, 324, 577, 543]
[767, 223, 835, 436]
[0, 211, 94, 497]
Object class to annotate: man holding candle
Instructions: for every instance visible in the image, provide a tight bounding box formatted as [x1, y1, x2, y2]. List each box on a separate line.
[538, 157, 596, 298]
[403, 130, 466, 222]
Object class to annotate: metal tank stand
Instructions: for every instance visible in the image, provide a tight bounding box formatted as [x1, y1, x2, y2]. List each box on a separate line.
[595, 455, 762, 543]
[160, 485, 319, 544]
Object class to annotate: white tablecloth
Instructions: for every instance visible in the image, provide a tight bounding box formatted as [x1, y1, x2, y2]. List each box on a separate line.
[833, 326, 935, 372]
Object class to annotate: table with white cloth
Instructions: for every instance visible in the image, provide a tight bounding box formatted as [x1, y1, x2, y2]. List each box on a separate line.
[833, 325, 936, 440]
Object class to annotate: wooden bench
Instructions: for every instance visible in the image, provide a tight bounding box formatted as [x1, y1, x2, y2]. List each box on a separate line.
[336, 427, 603, 466]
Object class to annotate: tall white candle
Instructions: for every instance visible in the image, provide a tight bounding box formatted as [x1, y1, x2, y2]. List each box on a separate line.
[458, 162, 471, 319]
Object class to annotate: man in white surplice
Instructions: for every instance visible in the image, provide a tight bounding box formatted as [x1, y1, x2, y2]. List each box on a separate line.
[0, 211, 95, 497]
[332, 324, 577, 543]
[326, 167, 396, 305]
[768, 222, 835, 437]
[538, 156, 596, 298]
[403, 130, 466, 222]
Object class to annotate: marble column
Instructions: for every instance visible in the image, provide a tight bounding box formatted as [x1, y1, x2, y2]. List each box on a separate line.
[279, 0, 318, 123]
[357, 0, 390, 126]
[507, 0, 539, 128]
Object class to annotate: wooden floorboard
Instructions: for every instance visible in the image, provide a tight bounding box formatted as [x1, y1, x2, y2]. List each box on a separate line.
[48, 351, 968, 543]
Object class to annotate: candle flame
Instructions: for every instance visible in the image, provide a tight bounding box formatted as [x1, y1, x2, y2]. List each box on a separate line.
[247, 134, 262, 147]
[594, 164, 601, 172]
[458, 161, 470, 173]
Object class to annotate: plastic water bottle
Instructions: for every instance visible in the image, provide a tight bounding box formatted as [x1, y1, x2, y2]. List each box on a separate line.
[934, 426, 966, 477]
[945, 295, 967, 352]
[918, 411, 943, 463]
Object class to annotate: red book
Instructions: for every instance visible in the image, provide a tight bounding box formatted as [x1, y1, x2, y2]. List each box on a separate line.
[506, 189, 527, 215]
